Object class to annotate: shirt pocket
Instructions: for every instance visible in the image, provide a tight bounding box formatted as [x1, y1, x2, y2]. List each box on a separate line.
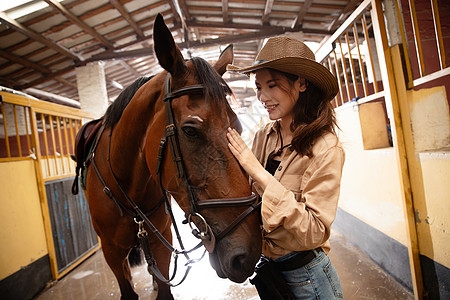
[280, 175, 304, 203]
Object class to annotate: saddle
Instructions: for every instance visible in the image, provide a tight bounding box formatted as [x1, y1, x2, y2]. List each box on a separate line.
[71, 118, 104, 195]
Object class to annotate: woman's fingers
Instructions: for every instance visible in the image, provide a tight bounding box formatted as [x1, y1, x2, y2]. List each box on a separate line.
[227, 128, 241, 151]
[226, 128, 267, 182]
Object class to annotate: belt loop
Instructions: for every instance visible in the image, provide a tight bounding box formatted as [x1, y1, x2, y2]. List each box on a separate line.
[313, 247, 322, 257]
[312, 248, 320, 257]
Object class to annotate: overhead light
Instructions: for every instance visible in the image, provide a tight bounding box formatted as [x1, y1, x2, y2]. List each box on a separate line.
[2, 0, 64, 20]
[0, 0, 34, 12]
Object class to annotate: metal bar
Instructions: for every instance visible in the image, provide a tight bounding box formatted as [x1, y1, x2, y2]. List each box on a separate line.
[41, 114, 52, 177]
[24, 106, 32, 156]
[408, 0, 425, 77]
[412, 67, 450, 87]
[327, 57, 339, 107]
[48, 115, 60, 175]
[1, 102, 11, 158]
[353, 22, 369, 97]
[338, 38, 352, 102]
[56, 116, 66, 174]
[30, 108, 59, 279]
[0, 91, 95, 119]
[315, 0, 371, 62]
[68, 119, 75, 155]
[13, 105, 22, 157]
[75, 119, 80, 134]
[430, 0, 445, 69]
[345, 31, 359, 98]
[62, 118, 72, 173]
[362, 15, 379, 93]
[333, 50, 345, 106]
[395, 0, 414, 87]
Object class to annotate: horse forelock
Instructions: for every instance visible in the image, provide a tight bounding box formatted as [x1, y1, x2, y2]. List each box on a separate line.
[190, 57, 232, 108]
[103, 76, 154, 128]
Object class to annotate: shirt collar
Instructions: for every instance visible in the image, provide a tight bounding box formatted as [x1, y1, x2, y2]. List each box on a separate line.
[265, 120, 281, 136]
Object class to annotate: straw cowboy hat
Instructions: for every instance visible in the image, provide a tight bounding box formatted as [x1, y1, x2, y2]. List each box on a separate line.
[227, 36, 338, 101]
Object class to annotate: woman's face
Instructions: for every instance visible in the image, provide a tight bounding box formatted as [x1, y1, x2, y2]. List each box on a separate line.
[254, 69, 306, 122]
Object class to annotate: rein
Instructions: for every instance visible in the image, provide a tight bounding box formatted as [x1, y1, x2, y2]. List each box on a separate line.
[87, 72, 260, 286]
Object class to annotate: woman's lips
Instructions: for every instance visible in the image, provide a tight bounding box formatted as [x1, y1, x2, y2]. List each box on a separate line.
[264, 104, 278, 113]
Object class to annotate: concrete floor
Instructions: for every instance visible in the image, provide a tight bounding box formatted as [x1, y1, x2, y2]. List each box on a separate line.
[34, 229, 413, 300]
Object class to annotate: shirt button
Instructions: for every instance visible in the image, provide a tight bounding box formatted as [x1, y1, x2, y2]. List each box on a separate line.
[277, 165, 282, 171]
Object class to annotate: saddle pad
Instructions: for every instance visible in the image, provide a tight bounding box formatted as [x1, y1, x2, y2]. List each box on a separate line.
[72, 118, 103, 194]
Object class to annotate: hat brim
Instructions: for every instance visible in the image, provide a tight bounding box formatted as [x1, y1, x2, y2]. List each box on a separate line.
[227, 57, 338, 101]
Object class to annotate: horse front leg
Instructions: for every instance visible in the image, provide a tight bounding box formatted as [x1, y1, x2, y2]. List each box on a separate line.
[101, 241, 138, 300]
[148, 223, 174, 300]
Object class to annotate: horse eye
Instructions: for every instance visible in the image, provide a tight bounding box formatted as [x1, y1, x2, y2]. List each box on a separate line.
[182, 126, 200, 138]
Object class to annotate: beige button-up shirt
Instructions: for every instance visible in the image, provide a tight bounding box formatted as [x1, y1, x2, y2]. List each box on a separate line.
[251, 122, 345, 259]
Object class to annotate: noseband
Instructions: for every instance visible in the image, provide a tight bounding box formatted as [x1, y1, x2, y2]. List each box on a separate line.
[157, 74, 259, 245]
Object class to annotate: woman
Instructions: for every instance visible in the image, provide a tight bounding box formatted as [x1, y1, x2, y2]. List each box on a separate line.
[226, 36, 345, 299]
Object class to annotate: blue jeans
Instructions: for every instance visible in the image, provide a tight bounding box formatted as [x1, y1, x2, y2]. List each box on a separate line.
[275, 249, 344, 299]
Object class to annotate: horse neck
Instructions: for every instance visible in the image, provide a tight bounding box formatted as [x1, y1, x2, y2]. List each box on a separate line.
[108, 76, 165, 180]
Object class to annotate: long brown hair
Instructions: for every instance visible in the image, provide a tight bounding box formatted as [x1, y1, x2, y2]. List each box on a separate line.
[267, 68, 337, 157]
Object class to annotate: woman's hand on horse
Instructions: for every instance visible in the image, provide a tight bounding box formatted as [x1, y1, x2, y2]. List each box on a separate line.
[227, 128, 271, 190]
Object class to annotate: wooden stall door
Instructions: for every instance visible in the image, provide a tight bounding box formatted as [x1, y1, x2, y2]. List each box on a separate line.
[45, 178, 98, 274]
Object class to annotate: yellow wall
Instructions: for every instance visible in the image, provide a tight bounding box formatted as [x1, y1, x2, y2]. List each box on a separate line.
[407, 86, 450, 268]
[408, 86, 449, 152]
[336, 103, 408, 245]
[416, 152, 450, 267]
[335, 83, 450, 270]
[0, 160, 48, 279]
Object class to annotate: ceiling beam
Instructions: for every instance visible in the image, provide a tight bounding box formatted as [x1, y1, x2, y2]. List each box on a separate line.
[261, 0, 274, 25]
[166, 1, 182, 26]
[176, 0, 192, 21]
[185, 21, 330, 34]
[110, 0, 145, 38]
[222, 0, 229, 24]
[0, 11, 83, 61]
[0, 47, 76, 90]
[44, 0, 114, 49]
[291, 0, 313, 29]
[0, 48, 51, 74]
[86, 48, 154, 62]
[119, 61, 143, 78]
[86, 27, 298, 62]
[15, 66, 75, 90]
[328, 0, 361, 32]
[0, 76, 19, 87]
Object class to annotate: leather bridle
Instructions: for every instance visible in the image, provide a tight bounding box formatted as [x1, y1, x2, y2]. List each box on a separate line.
[157, 73, 259, 246]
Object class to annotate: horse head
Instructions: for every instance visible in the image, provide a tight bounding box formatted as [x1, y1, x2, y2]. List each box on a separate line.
[147, 14, 262, 283]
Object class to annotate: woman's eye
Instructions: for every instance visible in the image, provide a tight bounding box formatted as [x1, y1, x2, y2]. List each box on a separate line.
[182, 126, 200, 138]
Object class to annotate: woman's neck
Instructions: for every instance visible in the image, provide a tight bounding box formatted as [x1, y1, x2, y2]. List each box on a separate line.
[278, 118, 293, 146]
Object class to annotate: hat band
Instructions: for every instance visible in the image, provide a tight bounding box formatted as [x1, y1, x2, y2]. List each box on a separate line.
[253, 60, 268, 65]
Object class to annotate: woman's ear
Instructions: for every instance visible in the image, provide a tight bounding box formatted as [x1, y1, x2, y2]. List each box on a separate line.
[297, 77, 307, 92]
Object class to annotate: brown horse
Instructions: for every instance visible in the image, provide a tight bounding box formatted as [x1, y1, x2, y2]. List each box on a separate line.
[78, 14, 261, 300]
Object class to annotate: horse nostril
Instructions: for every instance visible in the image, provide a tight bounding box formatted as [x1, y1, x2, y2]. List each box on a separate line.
[231, 253, 247, 272]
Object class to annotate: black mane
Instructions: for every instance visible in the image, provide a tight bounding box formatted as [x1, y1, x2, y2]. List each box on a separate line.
[103, 76, 153, 128]
[103, 57, 232, 128]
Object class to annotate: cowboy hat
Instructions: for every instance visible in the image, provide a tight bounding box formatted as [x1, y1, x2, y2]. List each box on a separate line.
[226, 36, 338, 101]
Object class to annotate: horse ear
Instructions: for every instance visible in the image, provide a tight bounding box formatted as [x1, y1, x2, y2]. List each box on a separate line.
[214, 44, 233, 76]
[153, 13, 187, 76]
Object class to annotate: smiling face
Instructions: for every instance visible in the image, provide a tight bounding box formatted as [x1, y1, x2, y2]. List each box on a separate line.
[254, 68, 306, 124]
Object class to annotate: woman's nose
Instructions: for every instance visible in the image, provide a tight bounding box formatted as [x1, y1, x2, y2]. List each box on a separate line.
[258, 89, 270, 102]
